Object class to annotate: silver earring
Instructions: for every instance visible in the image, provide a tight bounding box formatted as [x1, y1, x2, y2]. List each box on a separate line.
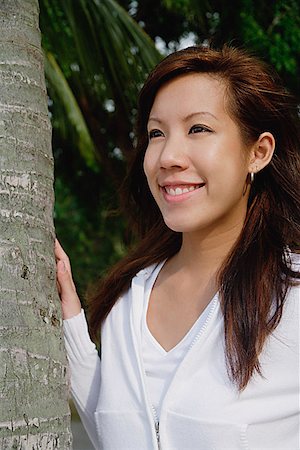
[250, 172, 255, 183]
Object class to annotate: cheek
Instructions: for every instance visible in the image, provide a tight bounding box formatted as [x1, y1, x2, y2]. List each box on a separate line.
[142, 153, 149, 178]
[214, 145, 248, 176]
[143, 152, 161, 203]
[143, 150, 155, 181]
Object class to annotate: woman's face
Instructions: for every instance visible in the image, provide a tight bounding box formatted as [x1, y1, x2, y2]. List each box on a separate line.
[143, 73, 254, 235]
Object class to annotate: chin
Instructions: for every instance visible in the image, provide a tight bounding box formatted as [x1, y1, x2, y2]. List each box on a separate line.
[163, 218, 198, 233]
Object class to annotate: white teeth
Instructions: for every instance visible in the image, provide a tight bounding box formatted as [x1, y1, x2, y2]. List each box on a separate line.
[165, 185, 202, 196]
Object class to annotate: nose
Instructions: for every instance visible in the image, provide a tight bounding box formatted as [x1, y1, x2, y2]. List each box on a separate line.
[159, 135, 189, 170]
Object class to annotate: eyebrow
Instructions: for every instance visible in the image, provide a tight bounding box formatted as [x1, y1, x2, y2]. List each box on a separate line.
[148, 111, 218, 123]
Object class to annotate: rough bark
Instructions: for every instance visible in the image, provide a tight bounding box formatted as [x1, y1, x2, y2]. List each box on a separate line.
[0, 0, 72, 448]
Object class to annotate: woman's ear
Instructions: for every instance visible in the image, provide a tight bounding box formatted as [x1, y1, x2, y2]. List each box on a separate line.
[248, 132, 275, 174]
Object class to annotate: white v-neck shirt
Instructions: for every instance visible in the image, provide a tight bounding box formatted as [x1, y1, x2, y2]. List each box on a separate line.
[64, 255, 300, 449]
[141, 262, 215, 419]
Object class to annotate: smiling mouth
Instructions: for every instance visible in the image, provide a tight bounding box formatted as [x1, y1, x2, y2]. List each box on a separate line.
[163, 184, 205, 196]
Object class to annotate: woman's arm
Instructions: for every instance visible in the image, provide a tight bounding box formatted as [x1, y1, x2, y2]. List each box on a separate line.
[55, 239, 100, 449]
[63, 310, 101, 449]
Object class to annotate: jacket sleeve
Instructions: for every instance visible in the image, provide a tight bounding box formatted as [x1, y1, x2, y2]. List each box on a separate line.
[63, 309, 100, 449]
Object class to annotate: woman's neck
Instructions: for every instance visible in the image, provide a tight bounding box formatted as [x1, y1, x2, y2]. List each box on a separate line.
[174, 219, 245, 277]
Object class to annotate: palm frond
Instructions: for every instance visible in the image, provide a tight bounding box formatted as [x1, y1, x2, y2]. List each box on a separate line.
[44, 51, 98, 170]
[46, 0, 161, 111]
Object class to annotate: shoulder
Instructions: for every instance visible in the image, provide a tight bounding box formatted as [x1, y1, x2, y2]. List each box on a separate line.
[279, 271, 299, 336]
[109, 261, 166, 311]
[133, 260, 166, 283]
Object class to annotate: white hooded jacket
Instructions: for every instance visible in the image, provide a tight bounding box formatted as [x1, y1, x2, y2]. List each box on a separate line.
[63, 259, 299, 450]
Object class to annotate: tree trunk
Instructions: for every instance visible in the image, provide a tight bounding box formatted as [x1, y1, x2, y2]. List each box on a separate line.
[0, 1, 72, 448]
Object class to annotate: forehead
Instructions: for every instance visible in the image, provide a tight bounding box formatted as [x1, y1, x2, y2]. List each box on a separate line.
[149, 73, 228, 121]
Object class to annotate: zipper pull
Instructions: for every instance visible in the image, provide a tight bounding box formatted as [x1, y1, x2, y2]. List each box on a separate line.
[155, 421, 160, 449]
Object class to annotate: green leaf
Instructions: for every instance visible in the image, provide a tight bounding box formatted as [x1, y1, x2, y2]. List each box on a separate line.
[60, 0, 161, 112]
[44, 51, 98, 171]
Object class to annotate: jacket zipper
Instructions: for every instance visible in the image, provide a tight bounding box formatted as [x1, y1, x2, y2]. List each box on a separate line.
[152, 295, 219, 448]
[188, 295, 218, 351]
[152, 405, 161, 449]
[131, 263, 166, 450]
[155, 421, 160, 449]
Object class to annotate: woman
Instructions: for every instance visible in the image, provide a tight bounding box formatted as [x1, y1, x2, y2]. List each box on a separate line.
[56, 45, 300, 449]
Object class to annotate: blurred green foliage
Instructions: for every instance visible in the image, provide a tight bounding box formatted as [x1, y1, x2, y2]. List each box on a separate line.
[40, 0, 161, 296]
[40, 0, 299, 296]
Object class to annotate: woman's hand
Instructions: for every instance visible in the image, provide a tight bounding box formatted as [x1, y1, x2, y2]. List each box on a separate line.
[55, 238, 82, 319]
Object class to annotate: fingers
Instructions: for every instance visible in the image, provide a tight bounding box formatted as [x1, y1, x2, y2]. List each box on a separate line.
[55, 238, 72, 273]
[55, 238, 65, 258]
[57, 260, 73, 297]
[55, 238, 81, 319]
[55, 238, 75, 289]
[56, 259, 81, 319]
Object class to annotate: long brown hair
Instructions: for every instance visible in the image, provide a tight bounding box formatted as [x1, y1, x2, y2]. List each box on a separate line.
[89, 45, 300, 390]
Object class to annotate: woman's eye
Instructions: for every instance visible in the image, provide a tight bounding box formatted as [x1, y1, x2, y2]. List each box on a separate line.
[189, 125, 211, 134]
[148, 129, 164, 139]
